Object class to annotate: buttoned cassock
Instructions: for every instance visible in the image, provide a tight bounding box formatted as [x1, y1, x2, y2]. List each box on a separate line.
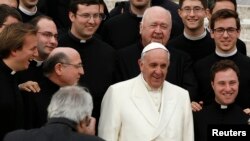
[98, 75, 194, 141]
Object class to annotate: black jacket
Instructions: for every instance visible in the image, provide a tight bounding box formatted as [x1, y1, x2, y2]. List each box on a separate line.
[4, 118, 105, 141]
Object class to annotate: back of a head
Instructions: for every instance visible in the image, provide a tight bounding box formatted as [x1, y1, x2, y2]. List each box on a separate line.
[47, 85, 93, 124]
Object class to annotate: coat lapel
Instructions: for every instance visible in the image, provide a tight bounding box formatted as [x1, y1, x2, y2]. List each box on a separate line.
[150, 82, 178, 140]
[131, 75, 159, 127]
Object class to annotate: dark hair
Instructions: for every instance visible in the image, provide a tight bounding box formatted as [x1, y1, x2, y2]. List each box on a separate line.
[208, 0, 237, 13]
[29, 15, 54, 27]
[210, 59, 240, 82]
[43, 52, 70, 76]
[0, 4, 22, 26]
[210, 9, 240, 30]
[179, 0, 207, 9]
[69, 0, 106, 14]
[0, 23, 37, 58]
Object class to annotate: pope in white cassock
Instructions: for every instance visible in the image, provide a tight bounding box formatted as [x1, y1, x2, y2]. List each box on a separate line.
[98, 42, 194, 141]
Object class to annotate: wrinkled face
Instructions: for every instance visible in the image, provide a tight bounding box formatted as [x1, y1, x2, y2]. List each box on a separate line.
[0, 16, 20, 33]
[179, 0, 206, 31]
[60, 53, 84, 86]
[130, 0, 150, 9]
[211, 18, 240, 53]
[15, 34, 38, 71]
[69, 4, 103, 40]
[139, 49, 169, 89]
[36, 19, 58, 60]
[140, 9, 172, 46]
[211, 69, 239, 105]
[20, 0, 38, 8]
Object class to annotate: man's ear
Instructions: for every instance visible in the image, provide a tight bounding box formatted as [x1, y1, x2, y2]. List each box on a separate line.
[211, 81, 214, 90]
[139, 22, 143, 34]
[76, 118, 88, 134]
[69, 12, 75, 22]
[54, 63, 63, 75]
[10, 49, 19, 57]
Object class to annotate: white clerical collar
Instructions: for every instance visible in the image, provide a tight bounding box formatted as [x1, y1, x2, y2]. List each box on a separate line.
[220, 104, 228, 109]
[11, 70, 16, 75]
[136, 15, 143, 18]
[140, 74, 162, 92]
[215, 48, 237, 57]
[19, 5, 37, 16]
[184, 29, 207, 41]
[34, 60, 43, 67]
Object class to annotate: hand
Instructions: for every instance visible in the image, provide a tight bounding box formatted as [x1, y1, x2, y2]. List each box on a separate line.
[77, 116, 96, 135]
[243, 108, 250, 115]
[191, 101, 203, 112]
[18, 81, 41, 93]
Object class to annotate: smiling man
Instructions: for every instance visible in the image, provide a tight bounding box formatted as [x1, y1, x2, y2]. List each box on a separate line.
[99, 42, 194, 141]
[21, 47, 84, 129]
[193, 59, 250, 141]
[0, 22, 38, 140]
[17, 15, 58, 92]
[168, 0, 215, 62]
[58, 0, 116, 123]
[193, 9, 250, 115]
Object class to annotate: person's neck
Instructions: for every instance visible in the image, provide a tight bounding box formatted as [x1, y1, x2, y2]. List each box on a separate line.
[130, 4, 150, 16]
[184, 26, 206, 37]
[19, 3, 37, 13]
[184, 28, 207, 41]
[215, 47, 237, 57]
[48, 74, 65, 87]
[70, 28, 92, 41]
[3, 58, 17, 71]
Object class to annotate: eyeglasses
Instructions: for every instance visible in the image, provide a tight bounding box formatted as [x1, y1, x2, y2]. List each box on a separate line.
[180, 6, 204, 14]
[37, 31, 58, 40]
[62, 63, 83, 69]
[212, 27, 239, 37]
[76, 13, 106, 21]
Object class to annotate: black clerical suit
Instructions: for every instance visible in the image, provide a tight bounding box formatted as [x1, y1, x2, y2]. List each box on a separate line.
[16, 60, 54, 129]
[0, 60, 24, 140]
[115, 41, 198, 100]
[109, 0, 183, 39]
[194, 52, 250, 109]
[101, 12, 142, 50]
[168, 31, 215, 63]
[168, 30, 247, 63]
[3, 118, 105, 141]
[17, 8, 43, 23]
[193, 102, 250, 141]
[58, 31, 116, 120]
[23, 77, 60, 129]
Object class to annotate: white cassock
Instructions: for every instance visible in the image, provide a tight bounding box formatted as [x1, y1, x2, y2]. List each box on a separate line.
[98, 74, 194, 141]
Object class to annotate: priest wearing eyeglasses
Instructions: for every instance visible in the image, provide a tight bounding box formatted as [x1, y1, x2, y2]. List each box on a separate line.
[192, 9, 250, 116]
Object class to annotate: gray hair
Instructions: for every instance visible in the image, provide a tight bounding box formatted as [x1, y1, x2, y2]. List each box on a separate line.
[47, 85, 93, 123]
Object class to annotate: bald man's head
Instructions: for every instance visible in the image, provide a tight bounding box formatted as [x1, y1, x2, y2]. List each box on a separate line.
[43, 47, 82, 76]
[43, 47, 84, 86]
[48, 47, 79, 57]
